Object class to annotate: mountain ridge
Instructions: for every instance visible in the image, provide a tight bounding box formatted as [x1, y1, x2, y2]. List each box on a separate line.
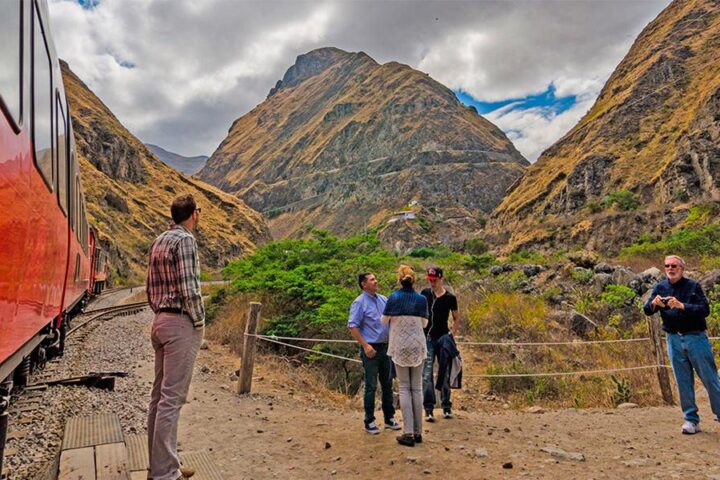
[62, 61, 271, 281]
[487, 0, 720, 253]
[198, 47, 528, 247]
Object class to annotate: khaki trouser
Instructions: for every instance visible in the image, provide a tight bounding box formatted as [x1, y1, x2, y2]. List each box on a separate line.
[147, 313, 203, 480]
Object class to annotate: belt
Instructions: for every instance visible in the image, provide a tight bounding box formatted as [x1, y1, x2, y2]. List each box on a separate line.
[669, 330, 704, 336]
[158, 307, 184, 315]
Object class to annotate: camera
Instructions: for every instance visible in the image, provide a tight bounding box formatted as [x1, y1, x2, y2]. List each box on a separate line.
[661, 297, 671, 306]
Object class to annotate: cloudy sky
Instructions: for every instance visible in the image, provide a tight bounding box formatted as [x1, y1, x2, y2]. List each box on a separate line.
[49, 0, 671, 161]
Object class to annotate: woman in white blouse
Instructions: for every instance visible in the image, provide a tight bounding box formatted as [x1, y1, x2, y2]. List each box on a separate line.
[382, 265, 429, 447]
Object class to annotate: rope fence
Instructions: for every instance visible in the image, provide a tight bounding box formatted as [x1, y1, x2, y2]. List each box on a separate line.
[247, 333, 675, 378]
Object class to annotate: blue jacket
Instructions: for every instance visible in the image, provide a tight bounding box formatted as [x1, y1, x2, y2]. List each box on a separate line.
[383, 286, 428, 318]
[643, 277, 709, 333]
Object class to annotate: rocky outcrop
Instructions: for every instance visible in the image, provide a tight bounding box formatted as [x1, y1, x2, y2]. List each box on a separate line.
[488, 0, 720, 253]
[62, 61, 271, 282]
[198, 47, 528, 241]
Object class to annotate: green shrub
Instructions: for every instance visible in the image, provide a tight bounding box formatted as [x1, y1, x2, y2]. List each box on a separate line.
[621, 223, 720, 260]
[603, 189, 639, 211]
[507, 249, 547, 264]
[469, 291, 547, 340]
[465, 238, 489, 255]
[465, 254, 495, 271]
[407, 245, 451, 258]
[600, 285, 637, 308]
[685, 202, 720, 228]
[571, 268, 594, 284]
[416, 217, 431, 232]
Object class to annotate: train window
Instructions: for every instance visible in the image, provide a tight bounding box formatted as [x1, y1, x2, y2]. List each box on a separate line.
[0, 0, 22, 127]
[69, 152, 76, 230]
[33, 3, 53, 189]
[56, 95, 68, 214]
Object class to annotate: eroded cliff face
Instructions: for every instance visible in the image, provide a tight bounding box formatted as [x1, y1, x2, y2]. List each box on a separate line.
[198, 47, 527, 244]
[489, 0, 720, 253]
[62, 61, 271, 282]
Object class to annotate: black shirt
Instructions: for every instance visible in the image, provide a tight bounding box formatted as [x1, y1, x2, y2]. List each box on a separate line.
[643, 277, 709, 333]
[421, 288, 458, 340]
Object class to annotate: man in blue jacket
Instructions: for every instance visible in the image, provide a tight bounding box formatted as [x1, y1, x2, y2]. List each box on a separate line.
[643, 255, 720, 434]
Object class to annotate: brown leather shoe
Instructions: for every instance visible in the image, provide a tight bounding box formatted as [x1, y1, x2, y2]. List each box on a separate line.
[179, 466, 195, 479]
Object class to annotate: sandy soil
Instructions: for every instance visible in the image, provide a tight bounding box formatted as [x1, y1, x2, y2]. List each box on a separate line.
[138, 338, 720, 480]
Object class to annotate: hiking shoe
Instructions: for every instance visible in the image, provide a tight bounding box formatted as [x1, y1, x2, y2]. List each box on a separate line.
[365, 421, 381, 434]
[396, 434, 415, 447]
[179, 465, 195, 479]
[385, 418, 402, 430]
[681, 421, 701, 435]
[425, 411, 435, 422]
[443, 408, 453, 419]
[413, 434, 423, 444]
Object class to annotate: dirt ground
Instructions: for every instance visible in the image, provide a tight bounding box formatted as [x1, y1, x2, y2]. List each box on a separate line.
[130, 329, 720, 480]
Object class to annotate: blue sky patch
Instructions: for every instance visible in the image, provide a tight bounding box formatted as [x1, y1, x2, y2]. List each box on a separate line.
[77, 0, 100, 10]
[456, 85, 576, 117]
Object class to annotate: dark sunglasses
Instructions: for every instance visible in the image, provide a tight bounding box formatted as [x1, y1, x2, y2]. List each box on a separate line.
[664, 264, 679, 268]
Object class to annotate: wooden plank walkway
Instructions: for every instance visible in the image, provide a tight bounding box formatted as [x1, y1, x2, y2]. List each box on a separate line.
[59, 414, 129, 480]
[55, 415, 223, 479]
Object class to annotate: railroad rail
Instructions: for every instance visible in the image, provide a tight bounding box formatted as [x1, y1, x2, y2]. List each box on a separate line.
[67, 302, 148, 336]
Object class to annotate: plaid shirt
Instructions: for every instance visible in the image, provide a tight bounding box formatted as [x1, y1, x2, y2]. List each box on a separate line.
[146, 225, 205, 328]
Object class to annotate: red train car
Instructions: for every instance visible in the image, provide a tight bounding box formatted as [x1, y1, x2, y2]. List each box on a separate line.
[0, 1, 101, 474]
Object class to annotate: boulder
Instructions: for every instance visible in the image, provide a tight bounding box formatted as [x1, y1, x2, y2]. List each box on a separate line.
[697, 269, 720, 292]
[639, 267, 663, 283]
[594, 262, 615, 274]
[570, 311, 597, 338]
[567, 251, 599, 268]
[490, 266, 504, 276]
[592, 273, 614, 293]
[522, 264, 543, 277]
[612, 267, 638, 286]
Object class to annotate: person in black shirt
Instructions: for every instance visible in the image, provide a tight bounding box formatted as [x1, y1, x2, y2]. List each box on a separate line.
[420, 266, 461, 421]
[643, 255, 720, 435]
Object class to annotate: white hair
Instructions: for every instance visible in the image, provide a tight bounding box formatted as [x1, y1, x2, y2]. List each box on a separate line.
[664, 255, 686, 268]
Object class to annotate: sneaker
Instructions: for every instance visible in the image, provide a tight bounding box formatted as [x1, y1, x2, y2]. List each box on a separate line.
[179, 465, 195, 479]
[443, 408, 453, 419]
[413, 434, 423, 443]
[425, 411, 435, 422]
[681, 420, 701, 435]
[365, 421, 381, 434]
[385, 418, 402, 430]
[396, 434, 415, 447]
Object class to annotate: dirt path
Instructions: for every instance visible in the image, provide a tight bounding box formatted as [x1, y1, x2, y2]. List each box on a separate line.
[140, 339, 720, 480]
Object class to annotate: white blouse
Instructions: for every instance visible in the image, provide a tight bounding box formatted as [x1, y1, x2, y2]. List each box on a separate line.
[382, 315, 428, 367]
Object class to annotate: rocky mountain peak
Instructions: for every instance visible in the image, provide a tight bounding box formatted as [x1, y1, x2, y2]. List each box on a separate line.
[268, 47, 377, 97]
[200, 47, 527, 246]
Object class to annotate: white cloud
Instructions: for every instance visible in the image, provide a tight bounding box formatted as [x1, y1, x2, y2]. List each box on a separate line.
[48, 0, 670, 157]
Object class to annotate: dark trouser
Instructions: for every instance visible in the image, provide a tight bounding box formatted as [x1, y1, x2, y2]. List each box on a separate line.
[359, 343, 395, 425]
[423, 338, 451, 412]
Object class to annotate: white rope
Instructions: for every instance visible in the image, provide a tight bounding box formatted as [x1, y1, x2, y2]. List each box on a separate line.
[247, 333, 652, 347]
[464, 365, 670, 378]
[254, 335, 361, 363]
[251, 334, 356, 343]
[457, 338, 651, 346]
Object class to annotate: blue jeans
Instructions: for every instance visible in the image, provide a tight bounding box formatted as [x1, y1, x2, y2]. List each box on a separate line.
[423, 338, 451, 412]
[667, 331, 720, 424]
[359, 343, 395, 425]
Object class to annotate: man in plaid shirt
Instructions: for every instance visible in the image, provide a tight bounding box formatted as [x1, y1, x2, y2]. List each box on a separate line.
[146, 194, 204, 480]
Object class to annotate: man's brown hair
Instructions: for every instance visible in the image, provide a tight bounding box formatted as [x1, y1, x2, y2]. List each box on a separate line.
[171, 194, 197, 224]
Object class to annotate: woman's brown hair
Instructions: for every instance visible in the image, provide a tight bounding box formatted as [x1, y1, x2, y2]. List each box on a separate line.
[397, 264, 416, 288]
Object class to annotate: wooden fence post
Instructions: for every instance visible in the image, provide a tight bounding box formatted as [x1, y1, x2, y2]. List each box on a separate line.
[238, 302, 262, 394]
[646, 316, 675, 405]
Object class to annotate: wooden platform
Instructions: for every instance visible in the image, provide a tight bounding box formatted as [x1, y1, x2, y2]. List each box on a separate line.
[57, 414, 223, 480]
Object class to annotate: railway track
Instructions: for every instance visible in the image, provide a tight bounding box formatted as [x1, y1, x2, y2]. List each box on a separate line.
[2, 300, 152, 479]
[67, 302, 148, 337]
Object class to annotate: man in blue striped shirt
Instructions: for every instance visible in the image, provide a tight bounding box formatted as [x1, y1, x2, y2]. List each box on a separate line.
[348, 272, 400, 434]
